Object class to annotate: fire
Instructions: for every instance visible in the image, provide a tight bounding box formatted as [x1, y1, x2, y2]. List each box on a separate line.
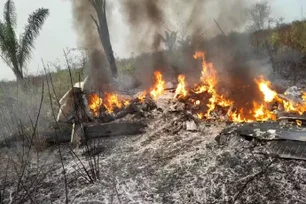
[296, 120, 302, 127]
[283, 100, 306, 115]
[194, 51, 217, 94]
[88, 92, 130, 115]
[150, 71, 166, 100]
[302, 92, 306, 100]
[192, 51, 279, 122]
[104, 93, 123, 113]
[254, 77, 306, 115]
[252, 102, 276, 121]
[197, 112, 204, 119]
[255, 76, 278, 102]
[175, 75, 188, 98]
[123, 100, 130, 106]
[88, 94, 103, 116]
[137, 91, 147, 102]
[87, 50, 306, 123]
[193, 51, 232, 118]
[217, 95, 233, 107]
[230, 110, 247, 123]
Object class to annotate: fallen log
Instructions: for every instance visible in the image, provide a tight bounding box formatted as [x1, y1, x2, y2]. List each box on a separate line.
[84, 121, 146, 139]
[44, 121, 147, 145]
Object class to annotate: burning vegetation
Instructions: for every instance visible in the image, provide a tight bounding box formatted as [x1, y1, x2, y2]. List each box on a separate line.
[88, 51, 306, 123]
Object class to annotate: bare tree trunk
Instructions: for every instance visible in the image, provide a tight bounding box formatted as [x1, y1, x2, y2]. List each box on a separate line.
[13, 66, 24, 81]
[90, 0, 118, 78]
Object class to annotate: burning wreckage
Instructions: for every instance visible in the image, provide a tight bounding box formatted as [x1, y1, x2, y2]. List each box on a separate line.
[57, 51, 306, 160]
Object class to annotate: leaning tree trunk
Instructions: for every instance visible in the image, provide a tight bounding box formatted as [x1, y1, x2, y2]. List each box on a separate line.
[90, 0, 118, 78]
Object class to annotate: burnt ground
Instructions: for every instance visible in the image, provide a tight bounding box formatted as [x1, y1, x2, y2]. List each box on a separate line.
[1, 104, 306, 204]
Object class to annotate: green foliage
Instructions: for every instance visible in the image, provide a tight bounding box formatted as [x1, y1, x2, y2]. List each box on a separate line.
[269, 32, 280, 46]
[0, 0, 49, 81]
[252, 20, 306, 54]
[117, 58, 136, 75]
[47, 67, 83, 97]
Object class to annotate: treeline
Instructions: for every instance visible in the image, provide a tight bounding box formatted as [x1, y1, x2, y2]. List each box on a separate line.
[251, 20, 306, 53]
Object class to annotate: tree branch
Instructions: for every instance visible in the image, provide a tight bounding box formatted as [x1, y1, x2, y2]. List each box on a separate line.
[90, 14, 100, 31]
[232, 158, 276, 203]
[214, 18, 225, 36]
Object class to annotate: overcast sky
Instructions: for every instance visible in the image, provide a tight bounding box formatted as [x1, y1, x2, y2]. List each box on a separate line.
[0, 0, 306, 80]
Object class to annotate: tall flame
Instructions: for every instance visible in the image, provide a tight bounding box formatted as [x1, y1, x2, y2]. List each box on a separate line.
[194, 51, 232, 118]
[255, 76, 278, 102]
[175, 75, 187, 98]
[88, 94, 103, 116]
[104, 93, 123, 113]
[150, 71, 166, 100]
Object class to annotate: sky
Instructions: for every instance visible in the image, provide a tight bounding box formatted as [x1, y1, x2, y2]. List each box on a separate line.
[0, 0, 306, 80]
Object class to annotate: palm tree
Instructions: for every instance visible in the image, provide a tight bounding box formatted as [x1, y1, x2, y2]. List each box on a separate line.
[0, 0, 49, 81]
[160, 31, 177, 51]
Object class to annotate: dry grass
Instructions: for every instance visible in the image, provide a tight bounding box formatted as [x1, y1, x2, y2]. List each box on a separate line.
[0, 109, 303, 203]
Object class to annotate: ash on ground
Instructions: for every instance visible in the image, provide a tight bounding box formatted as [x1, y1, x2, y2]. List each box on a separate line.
[1, 100, 306, 204]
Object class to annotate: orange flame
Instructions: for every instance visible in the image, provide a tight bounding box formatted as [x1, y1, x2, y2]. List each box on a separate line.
[230, 110, 247, 123]
[88, 94, 103, 116]
[137, 91, 147, 102]
[255, 76, 306, 115]
[296, 120, 302, 126]
[283, 100, 306, 115]
[88, 92, 130, 115]
[228, 102, 276, 122]
[194, 51, 232, 118]
[197, 112, 204, 119]
[175, 75, 188, 98]
[255, 76, 278, 102]
[88, 51, 306, 122]
[252, 102, 276, 121]
[104, 93, 123, 113]
[150, 71, 166, 100]
[302, 92, 306, 101]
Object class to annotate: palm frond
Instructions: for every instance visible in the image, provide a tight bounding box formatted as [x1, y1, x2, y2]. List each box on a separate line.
[0, 20, 18, 70]
[0, 21, 12, 68]
[18, 8, 49, 69]
[3, 0, 17, 28]
[2, 0, 19, 72]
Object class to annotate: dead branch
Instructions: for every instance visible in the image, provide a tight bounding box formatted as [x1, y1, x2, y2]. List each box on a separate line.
[232, 158, 276, 203]
[90, 14, 99, 30]
[42, 60, 69, 203]
[214, 19, 225, 36]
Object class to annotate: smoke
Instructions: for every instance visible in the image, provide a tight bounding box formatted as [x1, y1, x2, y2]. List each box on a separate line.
[120, 0, 252, 72]
[70, 0, 111, 92]
[121, 0, 251, 53]
[121, 0, 164, 52]
[70, 0, 100, 50]
[120, 0, 276, 111]
[69, 0, 274, 106]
